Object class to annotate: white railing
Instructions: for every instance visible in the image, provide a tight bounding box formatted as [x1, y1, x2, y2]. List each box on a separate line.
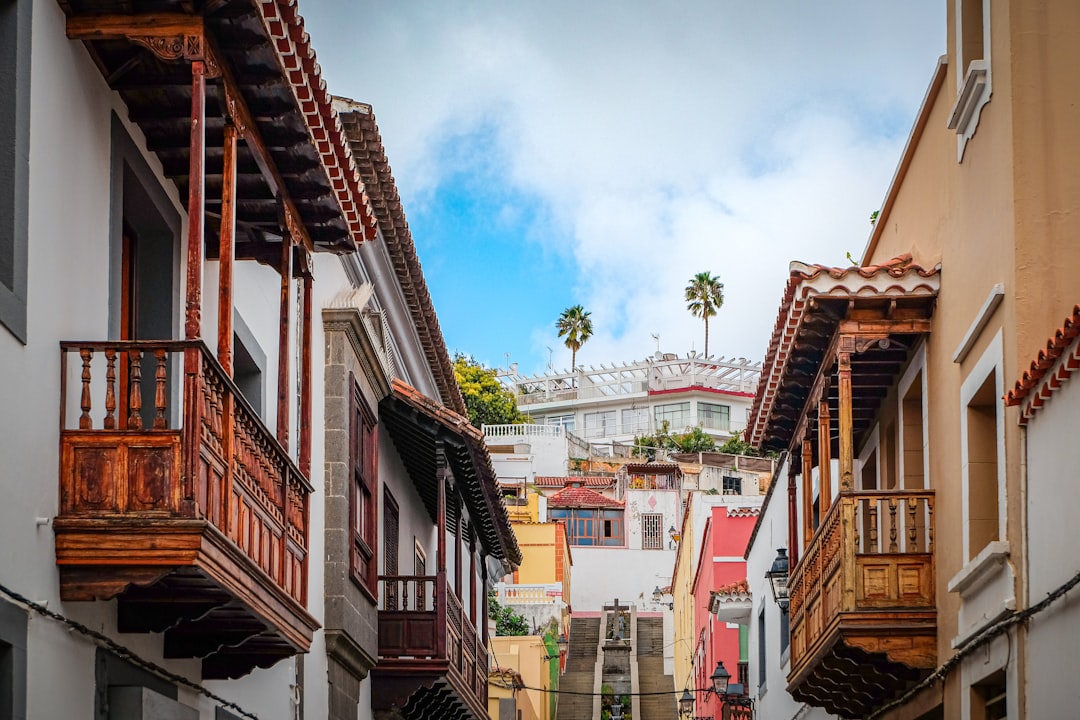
[495, 582, 565, 605]
[482, 423, 565, 439]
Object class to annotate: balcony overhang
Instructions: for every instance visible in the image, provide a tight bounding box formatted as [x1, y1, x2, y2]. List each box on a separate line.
[60, 0, 376, 256]
[379, 379, 522, 568]
[55, 341, 318, 679]
[748, 254, 940, 454]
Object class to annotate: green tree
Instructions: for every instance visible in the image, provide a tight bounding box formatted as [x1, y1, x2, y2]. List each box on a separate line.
[488, 594, 530, 636]
[453, 354, 530, 427]
[685, 271, 725, 358]
[672, 426, 716, 453]
[556, 305, 593, 371]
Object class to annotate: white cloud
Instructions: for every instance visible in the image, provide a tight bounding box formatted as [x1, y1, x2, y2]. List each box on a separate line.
[305, 0, 944, 373]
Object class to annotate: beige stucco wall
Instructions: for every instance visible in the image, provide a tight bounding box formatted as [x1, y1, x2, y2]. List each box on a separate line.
[857, 3, 1080, 717]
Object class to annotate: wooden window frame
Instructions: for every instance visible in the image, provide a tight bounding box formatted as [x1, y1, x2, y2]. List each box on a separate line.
[349, 377, 378, 596]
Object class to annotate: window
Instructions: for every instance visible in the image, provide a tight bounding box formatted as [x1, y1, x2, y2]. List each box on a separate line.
[779, 607, 790, 657]
[698, 402, 730, 431]
[584, 410, 616, 439]
[641, 513, 663, 549]
[0, 601, 26, 720]
[654, 402, 690, 432]
[549, 508, 624, 546]
[971, 671, 1007, 720]
[722, 476, 742, 495]
[621, 408, 649, 435]
[949, 0, 991, 159]
[546, 414, 575, 433]
[232, 313, 265, 418]
[0, 0, 31, 342]
[757, 607, 767, 691]
[349, 379, 378, 593]
[965, 369, 1000, 557]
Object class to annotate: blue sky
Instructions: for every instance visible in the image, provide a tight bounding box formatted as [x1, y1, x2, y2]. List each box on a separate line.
[303, 1, 945, 375]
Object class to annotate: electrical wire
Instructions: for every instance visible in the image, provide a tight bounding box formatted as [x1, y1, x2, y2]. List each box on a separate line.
[0, 580, 260, 720]
[867, 566, 1080, 720]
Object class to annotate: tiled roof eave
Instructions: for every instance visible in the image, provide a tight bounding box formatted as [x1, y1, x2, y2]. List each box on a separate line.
[746, 255, 941, 448]
[1007, 304, 1080, 423]
[257, 0, 377, 247]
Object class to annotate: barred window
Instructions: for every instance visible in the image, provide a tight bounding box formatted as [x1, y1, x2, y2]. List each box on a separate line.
[642, 513, 664, 549]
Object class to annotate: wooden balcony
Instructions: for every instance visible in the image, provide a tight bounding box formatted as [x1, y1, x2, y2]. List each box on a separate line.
[787, 490, 936, 718]
[54, 341, 318, 679]
[372, 572, 489, 720]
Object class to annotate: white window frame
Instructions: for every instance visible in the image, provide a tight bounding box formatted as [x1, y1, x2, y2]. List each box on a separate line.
[949, 0, 992, 161]
[959, 330, 1006, 563]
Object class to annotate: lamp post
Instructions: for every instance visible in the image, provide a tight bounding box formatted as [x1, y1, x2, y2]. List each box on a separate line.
[707, 661, 755, 719]
[765, 548, 790, 612]
[710, 660, 731, 695]
[678, 688, 695, 718]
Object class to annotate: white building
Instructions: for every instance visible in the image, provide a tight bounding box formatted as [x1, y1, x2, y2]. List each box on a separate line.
[0, 6, 517, 719]
[1006, 308, 1080, 720]
[741, 457, 838, 720]
[501, 353, 761, 453]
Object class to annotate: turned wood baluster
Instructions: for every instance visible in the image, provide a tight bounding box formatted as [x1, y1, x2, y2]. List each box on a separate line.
[888, 498, 898, 553]
[154, 349, 167, 429]
[908, 498, 918, 552]
[403, 578, 410, 611]
[104, 349, 116, 430]
[128, 350, 143, 430]
[79, 349, 93, 430]
[869, 500, 878, 554]
[927, 499, 934, 553]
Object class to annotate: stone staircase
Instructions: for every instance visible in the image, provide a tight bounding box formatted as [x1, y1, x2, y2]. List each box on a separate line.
[636, 618, 676, 720]
[556, 617, 600, 720]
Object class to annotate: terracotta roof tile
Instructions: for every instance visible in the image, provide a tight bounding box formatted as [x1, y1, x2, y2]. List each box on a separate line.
[548, 487, 623, 509]
[726, 506, 761, 518]
[535, 476, 614, 487]
[713, 579, 750, 597]
[746, 254, 940, 448]
[257, 0, 377, 246]
[1007, 304, 1080, 423]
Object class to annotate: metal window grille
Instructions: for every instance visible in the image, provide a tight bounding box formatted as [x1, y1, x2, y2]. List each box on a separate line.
[642, 513, 663, 549]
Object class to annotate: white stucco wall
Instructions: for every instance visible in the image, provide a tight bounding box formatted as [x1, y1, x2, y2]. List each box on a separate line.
[569, 547, 676, 611]
[745, 457, 837, 720]
[0, 2, 357, 716]
[625, 490, 680, 551]
[1023, 373, 1080, 719]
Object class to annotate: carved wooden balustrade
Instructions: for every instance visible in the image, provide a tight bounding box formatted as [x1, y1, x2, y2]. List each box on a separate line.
[55, 340, 315, 677]
[787, 489, 936, 715]
[376, 572, 488, 714]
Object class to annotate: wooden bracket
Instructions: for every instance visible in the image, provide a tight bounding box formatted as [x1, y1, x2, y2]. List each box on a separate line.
[67, 14, 221, 77]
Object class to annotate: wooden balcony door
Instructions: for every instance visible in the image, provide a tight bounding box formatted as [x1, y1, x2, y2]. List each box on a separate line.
[118, 179, 176, 430]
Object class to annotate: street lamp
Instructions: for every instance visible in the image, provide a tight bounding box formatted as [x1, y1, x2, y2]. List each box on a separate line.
[556, 633, 568, 655]
[653, 585, 663, 603]
[678, 688, 695, 718]
[765, 548, 790, 612]
[709, 660, 731, 696]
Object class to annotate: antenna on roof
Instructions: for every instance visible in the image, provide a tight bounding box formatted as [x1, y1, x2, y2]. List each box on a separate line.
[651, 333, 660, 353]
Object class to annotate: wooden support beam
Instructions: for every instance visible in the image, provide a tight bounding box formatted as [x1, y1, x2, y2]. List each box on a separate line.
[184, 61, 205, 341]
[66, 13, 202, 40]
[837, 338, 856, 491]
[216, 122, 238, 373]
[209, 36, 315, 253]
[436, 444, 447, 575]
[276, 235, 292, 450]
[802, 437, 814, 546]
[454, 498, 463, 596]
[788, 461, 800, 567]
[298, 271, 313, 478]
[818, 401, 832, 517]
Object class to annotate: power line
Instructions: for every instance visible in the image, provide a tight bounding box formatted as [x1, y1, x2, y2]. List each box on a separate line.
[0, 580, 260, 720]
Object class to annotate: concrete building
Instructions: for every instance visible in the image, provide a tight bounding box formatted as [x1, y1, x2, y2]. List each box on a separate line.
[500, 353, 761, 455]
[742, 2, 1080, 718]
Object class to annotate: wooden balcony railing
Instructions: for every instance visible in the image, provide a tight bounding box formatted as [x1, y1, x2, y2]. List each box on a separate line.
[377, 572, 488, 710]
[788, 489, 935, 685]
[57, 340, 311, 606]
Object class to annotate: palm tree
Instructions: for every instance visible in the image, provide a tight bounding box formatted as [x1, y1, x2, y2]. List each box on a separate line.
[556, 305, 593, 370]
[685, 271, 724, 357]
